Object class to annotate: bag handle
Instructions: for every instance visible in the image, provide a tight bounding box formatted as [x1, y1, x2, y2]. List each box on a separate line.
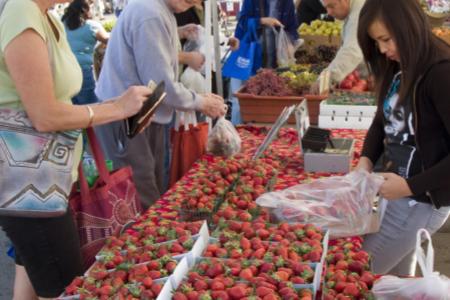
[86, 127, 111, 184]
[174, 110, 198, 131]
[415, 228, 435, 277]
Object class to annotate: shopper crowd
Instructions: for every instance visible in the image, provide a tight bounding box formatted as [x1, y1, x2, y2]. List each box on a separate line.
[0, 0, 449, 298]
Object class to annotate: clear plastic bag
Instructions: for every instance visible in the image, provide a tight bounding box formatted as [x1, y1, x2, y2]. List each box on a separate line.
[274, 27, 299, 67]
[372, 229, 450, 300]
[180, 67, 207, 94]
[256, 170, 384, 238]
[207, 117, 241, 157]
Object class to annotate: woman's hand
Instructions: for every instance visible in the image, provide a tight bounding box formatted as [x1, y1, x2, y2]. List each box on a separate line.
[113, 86, 153, 119]
[198, 93, 227, 118]
[377, 172, 413, 200]
[260, 17, 283, 27]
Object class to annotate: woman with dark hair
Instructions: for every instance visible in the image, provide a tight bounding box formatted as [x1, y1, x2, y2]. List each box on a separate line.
[355, 0, 450, 276]
[62, 0, 109, 105]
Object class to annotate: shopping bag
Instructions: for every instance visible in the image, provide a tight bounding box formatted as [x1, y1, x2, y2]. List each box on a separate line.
[274, 26, 298, 67]
[256, 169, 385, 238]
[222, 19, 262, 80]
[169, 111, 208, 187]
[70, 128, 142, 269]
[372, 229, 450, 299]
[207, 117, 242, 157]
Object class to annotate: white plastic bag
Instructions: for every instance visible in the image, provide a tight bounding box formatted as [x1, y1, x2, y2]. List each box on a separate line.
[256, 169, 384, 238]
[206, 117, 241, 157]
[274, 27, 299, 67]
[180, 67, 207, 94]
[372, 229, 450, 300]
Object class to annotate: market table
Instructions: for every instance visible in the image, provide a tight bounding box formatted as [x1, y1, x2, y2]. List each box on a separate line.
[62, 125, 375, 300]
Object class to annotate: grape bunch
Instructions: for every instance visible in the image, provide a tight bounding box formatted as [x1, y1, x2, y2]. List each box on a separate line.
[244, 69, 294, 97]
[316, 45, 338, 62]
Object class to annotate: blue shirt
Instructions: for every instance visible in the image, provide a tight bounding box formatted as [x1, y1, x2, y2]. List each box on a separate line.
[64, 20, 101, 68]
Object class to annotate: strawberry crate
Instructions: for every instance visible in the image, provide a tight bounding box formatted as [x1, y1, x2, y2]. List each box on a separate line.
[173, 256, 320, 299]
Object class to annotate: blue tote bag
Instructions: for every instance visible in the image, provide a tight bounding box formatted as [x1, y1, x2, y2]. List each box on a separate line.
[222, 19, 262, 81]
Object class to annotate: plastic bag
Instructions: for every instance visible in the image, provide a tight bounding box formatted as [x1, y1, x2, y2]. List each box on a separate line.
[180, 67, 207, 93]
[256, 170, 384, 238]
[372, 229, 450, 300]
[207, 117, 241, 157]
[274, 27, 299, 67]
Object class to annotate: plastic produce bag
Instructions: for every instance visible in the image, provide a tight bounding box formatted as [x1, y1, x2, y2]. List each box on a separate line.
[180, 67, 207, 93]
[372, 229, 450, 300]
[207, 117, 241, 157]
[256, 170, 384, 238]
[274, 27, 299, 67]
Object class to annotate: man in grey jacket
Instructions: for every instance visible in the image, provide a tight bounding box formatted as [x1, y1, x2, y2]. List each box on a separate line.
[95, 0, 226, 208]
[312, 0, 365, 92]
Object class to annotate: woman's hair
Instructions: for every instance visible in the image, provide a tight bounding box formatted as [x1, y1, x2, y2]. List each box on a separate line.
[62, 0, 91, 31]
[357, 0, 450, 106]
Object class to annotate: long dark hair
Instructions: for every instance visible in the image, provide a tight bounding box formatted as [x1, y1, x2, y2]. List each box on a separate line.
[62, 0, 91, 30]
[357, 0, 450, 106]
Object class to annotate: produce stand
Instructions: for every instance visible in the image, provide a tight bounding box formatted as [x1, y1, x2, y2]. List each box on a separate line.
[61, 125, 376, 299]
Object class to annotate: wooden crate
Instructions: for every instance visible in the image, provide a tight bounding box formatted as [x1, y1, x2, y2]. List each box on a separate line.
[235, 88, 327, 124]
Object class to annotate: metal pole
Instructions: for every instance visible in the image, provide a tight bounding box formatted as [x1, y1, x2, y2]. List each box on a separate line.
[212, 0, 224, 97]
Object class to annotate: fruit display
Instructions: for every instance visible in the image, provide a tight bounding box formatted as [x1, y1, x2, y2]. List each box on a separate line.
[244, 69, 294, 97]
[322, 237, 375, 299]
[326, 90, 376, 106]
[281, 70, 318, 94]
[61, 125, 381, 299]
[339, 70, 370, 92]
[298, 20, 342, 37]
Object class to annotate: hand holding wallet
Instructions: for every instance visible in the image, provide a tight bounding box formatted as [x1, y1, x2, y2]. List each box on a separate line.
[125, 80, 166, 138]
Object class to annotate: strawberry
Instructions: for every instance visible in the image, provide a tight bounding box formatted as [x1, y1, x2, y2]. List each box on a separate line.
[211, 290, 229, 300]
[142, 277, 153, 288]
[194, 280, 209, 291]
[173, 292, 188, 300]
[227, 285, 247, 299]
[99, 285, 114, 296]
[239, 268, 253, 281]
[256, 286, 273, 297]
[211, 280, 225, 291]
[343, 282, 360, 297]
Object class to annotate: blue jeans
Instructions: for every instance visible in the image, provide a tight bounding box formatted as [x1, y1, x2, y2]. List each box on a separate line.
[72, 66, 99, 105]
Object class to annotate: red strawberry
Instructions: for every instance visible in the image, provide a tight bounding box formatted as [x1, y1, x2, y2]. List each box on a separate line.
[239, 268, 253, 281]
[227, 285, 247, 299]
[211, 280, 225, 291]
[256, 286, 273, 297]
[343, 282, 360, 297]
[194, 280, 209, 291]
[99, 285, 114, 296]
[173, 292, 188, 300]
[142, 277, 153, 288]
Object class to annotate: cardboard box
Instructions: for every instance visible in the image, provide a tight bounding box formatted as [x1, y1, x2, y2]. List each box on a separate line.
[301, 34, 341, 54]
[318, 97, 377, 129]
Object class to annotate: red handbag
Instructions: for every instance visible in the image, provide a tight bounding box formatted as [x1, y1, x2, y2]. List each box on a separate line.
[169, 111, 209, 187]
[70, 128, 143, 269]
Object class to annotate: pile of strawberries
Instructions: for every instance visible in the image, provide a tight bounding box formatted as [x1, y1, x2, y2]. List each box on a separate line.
[322, 237, 375, 299]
